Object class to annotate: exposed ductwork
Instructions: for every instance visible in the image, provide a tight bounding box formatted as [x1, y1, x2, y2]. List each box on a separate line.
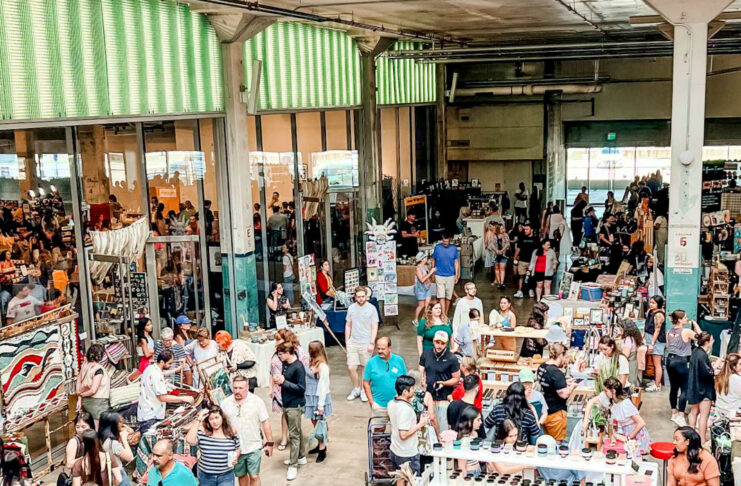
[448, 84, 602, 99]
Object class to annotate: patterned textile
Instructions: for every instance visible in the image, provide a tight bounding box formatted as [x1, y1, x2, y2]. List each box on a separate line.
[106, 342, 129, 365]
[0, 324, 73, 431]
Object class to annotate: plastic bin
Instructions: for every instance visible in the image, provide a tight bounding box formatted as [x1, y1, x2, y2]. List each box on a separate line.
[580, 284, 603, 301]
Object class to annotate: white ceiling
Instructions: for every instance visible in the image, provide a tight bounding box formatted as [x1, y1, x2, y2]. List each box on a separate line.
[246, 0, 741, 42]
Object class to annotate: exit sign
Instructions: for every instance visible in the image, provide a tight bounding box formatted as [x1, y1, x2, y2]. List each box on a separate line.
[606, 132, 617, 141]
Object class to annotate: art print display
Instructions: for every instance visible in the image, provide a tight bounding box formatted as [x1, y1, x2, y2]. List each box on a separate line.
[365, 220, 398, 315]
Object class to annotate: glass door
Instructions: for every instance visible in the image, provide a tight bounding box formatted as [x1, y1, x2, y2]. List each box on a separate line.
[143, 121, 211, 330]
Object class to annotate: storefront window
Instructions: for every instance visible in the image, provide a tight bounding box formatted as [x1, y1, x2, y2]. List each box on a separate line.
[0, 128, 79, 326]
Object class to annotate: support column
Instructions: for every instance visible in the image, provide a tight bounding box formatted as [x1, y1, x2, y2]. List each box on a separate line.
[435, 64, 447, 181]
[545, 93, 566, 204]
[220, 41, 258, 334]
[357, 37, 394, 229]
[645, 0, 732, 318]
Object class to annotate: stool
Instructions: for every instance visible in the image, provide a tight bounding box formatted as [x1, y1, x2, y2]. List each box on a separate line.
[649, 441, 674, 485]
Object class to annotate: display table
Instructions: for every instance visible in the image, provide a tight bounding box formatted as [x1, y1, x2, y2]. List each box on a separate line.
[243, 327, 325, 387]
[544, 298, 603, 318]
[427, 443, 658, 485]
[699, 318, 733, 356]
[462, 217, 486, 238]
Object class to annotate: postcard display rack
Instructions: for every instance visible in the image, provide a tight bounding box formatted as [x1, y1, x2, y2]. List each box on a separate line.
[365, 218, 399, 318]
[427, 442, 658, 486]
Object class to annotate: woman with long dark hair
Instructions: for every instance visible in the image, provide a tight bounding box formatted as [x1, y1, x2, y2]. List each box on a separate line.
[65, 413, 95, 474]
[644, 295, 666, 392]
[136, 318, 154, 373]
[71, 430, 122, 486]
[666, 310, 700, 427]
[484, 381, 541, 444]
[668, 426, 720, 486]
[266, 282, 290, 328]
[185, 406, 240, 486]
[687, 332, 716, 443]
[98, 412, 134, 486]
[456, 407, 484, 477]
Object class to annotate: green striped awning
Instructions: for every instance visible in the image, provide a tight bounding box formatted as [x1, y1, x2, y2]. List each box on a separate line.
[0, 0, 223, 121]
[377, 41, 436, 105]
[243, 22, 361, 111]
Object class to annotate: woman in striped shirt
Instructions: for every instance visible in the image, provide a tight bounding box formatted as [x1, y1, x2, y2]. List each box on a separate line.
[186, 406, 241, 486]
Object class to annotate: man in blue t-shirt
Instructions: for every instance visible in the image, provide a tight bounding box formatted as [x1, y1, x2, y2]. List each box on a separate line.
[362, 336, 407, 413]
[582, 206, 598, 242]
[431, 234, 460, 316]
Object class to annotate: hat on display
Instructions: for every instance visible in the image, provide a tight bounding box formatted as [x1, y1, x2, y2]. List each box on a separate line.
[175, 315, 192, 325]
[415, 251, 427, 263]
[433, 330, 449, 343]
[518, 368, 535, 383]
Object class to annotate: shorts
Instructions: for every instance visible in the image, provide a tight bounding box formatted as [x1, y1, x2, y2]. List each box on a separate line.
[517, 261, 530, 275]
[415, 284, 436, 301]
[533, 271, 547, 282]
[346, 342, 371, 367]
[647, 340, 665, 356]
[390, 451, 421, 475]
[82, 397, 110, 420]
[234, 450, 261, 477]
[494, 255, 508, 264]
[543, 410, 568, 441]
[436, 275, 455, 300]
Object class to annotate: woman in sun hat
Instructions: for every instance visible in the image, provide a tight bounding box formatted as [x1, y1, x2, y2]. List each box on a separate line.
[413, 251, 437, 325]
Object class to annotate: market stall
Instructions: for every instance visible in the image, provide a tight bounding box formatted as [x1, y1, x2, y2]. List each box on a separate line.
[241, 325, 325, 387]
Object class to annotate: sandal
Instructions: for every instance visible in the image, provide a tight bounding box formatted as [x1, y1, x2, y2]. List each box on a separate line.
[278, 441, 288, 451]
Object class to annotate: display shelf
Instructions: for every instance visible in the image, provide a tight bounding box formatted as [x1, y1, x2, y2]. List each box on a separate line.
[427, 442, 658, 486]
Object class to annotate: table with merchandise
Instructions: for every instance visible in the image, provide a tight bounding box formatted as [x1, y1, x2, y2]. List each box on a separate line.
[427, 440, 658, 486]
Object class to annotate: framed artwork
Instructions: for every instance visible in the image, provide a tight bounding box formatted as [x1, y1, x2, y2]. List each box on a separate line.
[590, 309, 604, 324]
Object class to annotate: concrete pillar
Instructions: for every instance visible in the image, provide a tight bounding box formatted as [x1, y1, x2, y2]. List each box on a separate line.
[357, 37, 394, 228]
[220, 41, 259, 334]
[645, 0, 732, 318]
[545, 93, 566, 205]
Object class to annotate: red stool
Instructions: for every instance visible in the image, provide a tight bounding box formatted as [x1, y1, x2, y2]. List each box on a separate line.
[650, 441, 674, 485]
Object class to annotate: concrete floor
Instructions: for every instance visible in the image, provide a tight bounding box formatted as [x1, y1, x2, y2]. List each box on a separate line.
[253, 271, 678, 485]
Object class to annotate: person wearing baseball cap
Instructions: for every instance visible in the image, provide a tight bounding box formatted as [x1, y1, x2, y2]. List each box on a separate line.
[519, 368, 548, 423]
[419, 330, 460, 431]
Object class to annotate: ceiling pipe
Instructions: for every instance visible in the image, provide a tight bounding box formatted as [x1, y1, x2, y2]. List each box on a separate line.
[447, 85, 603, 98]
[193, 0, 452, 43]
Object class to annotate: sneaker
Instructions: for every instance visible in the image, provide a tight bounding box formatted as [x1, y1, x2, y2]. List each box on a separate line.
[513, 290, 524, 298]
[360, 388, 368, 402]
[286, 466, 298, 481]
[644, 383, 659, 392]
[528, 289, 535, 298]
[284, 457, 307, 466]
[347, 388, 361, 401]
[674, 415, 688, 427]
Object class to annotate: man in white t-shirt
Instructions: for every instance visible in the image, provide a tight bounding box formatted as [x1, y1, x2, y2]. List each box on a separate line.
[137, 350, 194, 431]
[345, 287, 379, 402]
[451, 282, 483, 339]
[221, 376, 274, 486]
[5, 285, 41, 324]
[387, 375, 428, 477]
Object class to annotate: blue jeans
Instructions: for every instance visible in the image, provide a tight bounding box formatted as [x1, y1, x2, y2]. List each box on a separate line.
[198, 470, 235, 486]
[119, 468, 131, 486]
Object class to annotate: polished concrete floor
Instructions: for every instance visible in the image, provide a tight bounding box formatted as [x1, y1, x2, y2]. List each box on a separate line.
[253, 271, 678, 485]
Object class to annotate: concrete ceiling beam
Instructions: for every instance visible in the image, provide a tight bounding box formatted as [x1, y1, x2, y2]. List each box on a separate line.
[356, 36, 397, 57]
[209, 13, 275, 44]
[643, 0, 734, 25]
